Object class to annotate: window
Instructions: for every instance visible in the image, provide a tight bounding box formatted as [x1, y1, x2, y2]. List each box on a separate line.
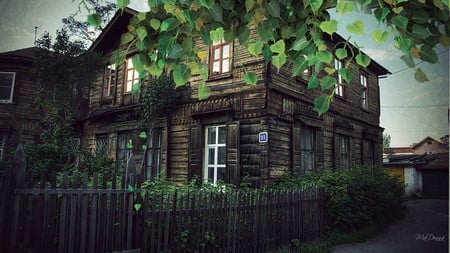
[0, 72, 16, 103]
[146, 129, 162, 179]
[300, 126, 315, 173]
[0, 134, 6, 162]
[360, 74, 368, 109]
[117, 132, 133, 167]
[363, 140, 374, 165]
[95, 134, 109, 155]
[125, 58, 139, 93]
[334, 59, 344, 97]
[102, 64, 116, 98]
[204, 125, 227, 184]
[209, 39, 232, 77]
[338, 135, 350, 169]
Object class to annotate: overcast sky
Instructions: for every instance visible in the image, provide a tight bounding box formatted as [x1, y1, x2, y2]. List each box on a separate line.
[0, 0, 448, 147]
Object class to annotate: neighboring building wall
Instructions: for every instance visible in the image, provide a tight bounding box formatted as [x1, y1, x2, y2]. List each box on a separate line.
[404, 166, 422, 197]
[413, 137, 448, 154]
[0, 48, 42, 165]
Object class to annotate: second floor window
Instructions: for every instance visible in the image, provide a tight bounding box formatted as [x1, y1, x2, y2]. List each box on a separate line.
[360, 74, 368, 109]
[102, 64, 116, 98]
[125, 58, 139, 93]
[210, 39, 232, 78]
[0, 72, 16, 103]
[334, 59, 345, 97]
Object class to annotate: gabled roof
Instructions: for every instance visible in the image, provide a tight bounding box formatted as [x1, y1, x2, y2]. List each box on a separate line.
[0, 47, 45, 62]
[89, 7, 138, 53]
[411, 136, 442, 149]
[90, 8, 391, 77]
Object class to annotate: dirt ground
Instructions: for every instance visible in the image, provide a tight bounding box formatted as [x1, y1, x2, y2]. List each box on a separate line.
[330, 199, 449, 253]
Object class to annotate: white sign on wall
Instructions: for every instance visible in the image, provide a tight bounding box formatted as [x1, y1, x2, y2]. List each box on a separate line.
[259, 132, 268, 143]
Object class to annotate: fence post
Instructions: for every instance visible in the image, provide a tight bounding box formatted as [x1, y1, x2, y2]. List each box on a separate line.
[13, 143, 26, 188]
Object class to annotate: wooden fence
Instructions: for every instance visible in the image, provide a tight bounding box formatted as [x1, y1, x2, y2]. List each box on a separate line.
[0, 147, 329, 253]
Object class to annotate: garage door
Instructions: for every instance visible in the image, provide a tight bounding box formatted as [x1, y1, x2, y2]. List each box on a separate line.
[422, 170, 449, 198]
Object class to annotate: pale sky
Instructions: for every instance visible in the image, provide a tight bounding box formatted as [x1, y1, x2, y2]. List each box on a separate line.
[0, 0, 448, 147]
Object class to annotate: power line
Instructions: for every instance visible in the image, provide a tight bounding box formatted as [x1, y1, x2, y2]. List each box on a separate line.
[381, 104, 448, 108]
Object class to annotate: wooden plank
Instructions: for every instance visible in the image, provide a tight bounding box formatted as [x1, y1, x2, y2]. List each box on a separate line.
[88, 173, 98, 253]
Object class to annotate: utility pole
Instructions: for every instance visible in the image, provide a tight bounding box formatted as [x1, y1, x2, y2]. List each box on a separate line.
[34, 26, 39, 45]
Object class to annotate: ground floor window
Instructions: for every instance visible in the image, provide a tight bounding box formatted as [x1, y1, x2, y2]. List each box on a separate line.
[146, 129, 162, 179]
[339, 135, 350, 169]
[117, 132, 133, 168]
[95, 134, 109, 156]
[204, 125, 226, 184]
[300, 126, 316, 173]
[0, 134, 6, 162]
[363, 140, 374, 165]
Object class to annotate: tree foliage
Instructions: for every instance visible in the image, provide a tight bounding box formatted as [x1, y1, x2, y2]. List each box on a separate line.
[84, 0, 449, 114]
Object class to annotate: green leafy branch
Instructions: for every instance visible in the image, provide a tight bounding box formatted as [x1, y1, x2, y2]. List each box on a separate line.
[83, 0, 449, 115]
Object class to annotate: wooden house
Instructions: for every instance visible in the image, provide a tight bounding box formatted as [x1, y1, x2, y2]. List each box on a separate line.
[82, 8, 390, 186]
[0, 47, 43, 166]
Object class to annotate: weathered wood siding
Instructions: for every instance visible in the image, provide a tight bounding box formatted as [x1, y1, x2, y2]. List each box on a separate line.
[0, 53, 42, 162]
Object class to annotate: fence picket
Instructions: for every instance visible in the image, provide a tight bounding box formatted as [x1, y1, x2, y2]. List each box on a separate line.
[2, 170, 328, 253]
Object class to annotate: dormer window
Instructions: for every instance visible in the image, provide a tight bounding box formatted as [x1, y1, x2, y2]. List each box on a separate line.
[209, 39, 232, 78]
[125, 58, 139, 93]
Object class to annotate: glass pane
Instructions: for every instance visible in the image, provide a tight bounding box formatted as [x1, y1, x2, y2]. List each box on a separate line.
[217, 167, 226, 181]
[208, 148, 215, 165]
[218, 126, 226, 144]
[218, 146, 226, 164]
[223, 45, 230, 58]
[127, 59, 133, 68]
[208, 127, 216, 144]
[0, 73, 14, 86]
[0, 87, 11, 100]
[222, 59, 230, 73]
[126, 81, 133, 92]
[214, 48, 220, 60]
[127, 70, 134, 81]
[213, 62, 220, 74]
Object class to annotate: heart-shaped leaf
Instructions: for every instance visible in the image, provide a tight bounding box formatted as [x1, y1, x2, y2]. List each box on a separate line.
[372, 30, 390, 44]
[87, 14, 102, 27]
[319, 20, 338, 36]
[314, 94, 331, 116]
[244, 72, 258, 85]
[356, 53, 371, 68]
[134, 203, 142, 211]
[346, 20, 364, 35]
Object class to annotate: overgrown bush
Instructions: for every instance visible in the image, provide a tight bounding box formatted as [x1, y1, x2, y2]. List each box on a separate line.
[275, 166, 405, 232]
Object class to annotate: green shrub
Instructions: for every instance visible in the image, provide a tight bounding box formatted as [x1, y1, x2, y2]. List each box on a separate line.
[275, 166, 405, 232]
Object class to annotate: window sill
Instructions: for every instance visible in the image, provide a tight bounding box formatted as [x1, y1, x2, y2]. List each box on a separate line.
[207, 72, 233, 82]
[100, 97, 113, 104]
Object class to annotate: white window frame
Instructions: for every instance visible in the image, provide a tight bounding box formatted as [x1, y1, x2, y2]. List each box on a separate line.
[360, 73, 368, 109]
[204, 125, 227, 184]
[0, 72, 16, 103]
[334, 59, 344, 97]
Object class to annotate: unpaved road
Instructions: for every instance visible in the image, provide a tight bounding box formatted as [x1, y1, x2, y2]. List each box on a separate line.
[330, 199, 448, 253]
